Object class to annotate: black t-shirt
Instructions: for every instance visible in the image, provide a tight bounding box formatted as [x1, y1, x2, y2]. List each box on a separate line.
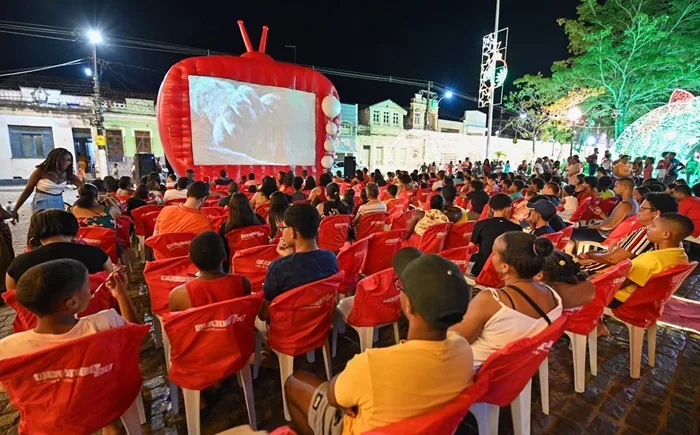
[7, 242, 109, 281]
[549, 215, 567, 232]
[218, 194, 233, 207]
[467, 190, 490, 214]
[126, 197, 148, 215]
[533, 225, 555, 237]
[263, 250, 339, 301]
[470, 218, 523, 276]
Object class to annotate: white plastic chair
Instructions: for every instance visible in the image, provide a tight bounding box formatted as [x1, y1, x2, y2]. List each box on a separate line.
[156, 314, 179, 415]
[565, 329, 598, 393]
[121, 396, 146, 435]
[604, 308, 656, 379]
[332, 296, 400, 356]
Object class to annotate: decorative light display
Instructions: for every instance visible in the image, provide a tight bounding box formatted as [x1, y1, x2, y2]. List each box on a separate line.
[478, 28, 509, 108]
[615, 89, 699, 161]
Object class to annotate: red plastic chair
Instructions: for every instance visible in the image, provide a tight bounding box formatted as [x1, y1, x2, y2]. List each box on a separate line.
[356, 212, 389, 240]
[362, 230, 406, 276]
[232, 245, 279, 293]
[423, 191, 441, 210]
[224, 224, 270, 258]
[600, 197, 620, 214]
[397, 190, 415, 202]
[565, 260, 632, 392]
[0, 324, 149, 435]
[115, 215, 133, 249]
[468, 315, 570, 435]
[336, 238, 369, 293]
[255, 203, 271, 220]
[565, 196, 593, 225]
[204, 199, 221, 208]
[143, 256, 198, 318]
[558, 225, 574, 250]
[466, 253, 505, 289]
[439, 246, 476, 274]
[163, 294, 263, 433]
[131, 204, 163, 253]
[414, 188, 430, 206]
[386, 209, 417, 232]
[386, 198, 409, 214]
[292, 199, 311, 205]
[200, 206, 227, 221]
[318, 215, 352, 253]
[145, 232, 196, 260]
[444, 221, 476, 250]
[257, 272, 344, 421]
[606, 261, 698, 378]
[77, 227, 118, 263]
[415, 222, 451, 254]
[477, 204, 491, 221]
[540, 231, 564, 247]
[142, 210, 160, 239]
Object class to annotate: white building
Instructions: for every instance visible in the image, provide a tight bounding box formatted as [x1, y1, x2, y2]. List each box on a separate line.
[357, 99, 407, 168]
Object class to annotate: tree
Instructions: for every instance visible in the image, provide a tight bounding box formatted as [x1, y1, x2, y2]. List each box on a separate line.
[555, 0, 700, 138]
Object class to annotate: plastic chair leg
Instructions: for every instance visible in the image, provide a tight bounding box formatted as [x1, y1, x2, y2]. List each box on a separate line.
[121, 396, 144, 435]
[138, 235, 145, 263]
[253, 332, 262, 379]
[136, 393, 147, 424]
[538, 358, 549, 415]
[571, 332, 587, 393]
[182, 388, 201, 435]
[392, 322, 400, 344]
[469, 402, 499, 435]
[161, 320, 179, 415]
[306, 350, 316, 363]
[331, 316, 339, 358]
[237, 364, 257, 431]
[510, 379, 532, 435]
[322, 340, 333, 381]
[588, 327, 598, 376]
[628, 323, 644, 379]
[353, 326, 374, 352]
[273, 350, 295, 421]
[648, 323, 657, 367]
[152, 315, 163, 349]
[373, 327, 380, 343]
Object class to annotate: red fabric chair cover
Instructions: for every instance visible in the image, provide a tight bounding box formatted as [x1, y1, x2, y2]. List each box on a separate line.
[143, 256, 198, 317]
[145, 232, 196, 261]
[210, 214, 228, 231]
[577, 197, 603, 222]
[602, 216, 644, 247]
[474, 253, 505, 288]
[611, 262, 698, 328]
[454, 196, 468, 209]
[386, 198, 409, 215]
[416, 222, 451, 254]
[566, 260, 632, 335]
[165, 198, 188, 206]
[0, 324, 149, 435]
[397, 190, 415, 202]
[142, 210, 161, 239]
[337, 238, 370, 293]
[378, 186, 389, 201]
[476, 315, 569, 406]
[232, 245, 280, 293]
[600, 197, 620, 214]
[255, 203, 271, 220]
[115, 215, 133, 249]
[423, 191, 441, 210]
[540, 231, 564, 246]
[347, 269, 401, 327]
[77, 227, 118, 263]
[568, 197, 593, 223]
[204, 199, 221, 207]
[132, 205, 163, 236]
[439, 246, 475, 274]
[267, 272, 344, 356]
[414, 188, 431, 205]
[200, 206, 227, 221]
[318, 215, 352, 253]
[477, 204, 491, 222]
[163, 293, 263, 390]
[444, 221, 476, 250]
[116, 194, 131, 203]
[363, 230, 406, 276]
[387, 209, 417, 232]
[224, 224, 271, 258]
[558, 225, 574, 250]
[356, 213, 389, 240]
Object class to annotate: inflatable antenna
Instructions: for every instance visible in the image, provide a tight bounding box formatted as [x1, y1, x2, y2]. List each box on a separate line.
[237, 20, 272, 61]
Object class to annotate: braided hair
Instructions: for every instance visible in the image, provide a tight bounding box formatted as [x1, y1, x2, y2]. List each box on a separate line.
[35, 148, 74, 178]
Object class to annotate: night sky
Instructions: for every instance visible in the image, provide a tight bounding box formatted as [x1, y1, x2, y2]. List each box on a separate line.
[0, 0, 577, 118]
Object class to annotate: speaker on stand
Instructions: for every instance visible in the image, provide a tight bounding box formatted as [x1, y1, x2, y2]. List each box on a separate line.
[343, 155, 356, 179]
[134, 153, 157, 182]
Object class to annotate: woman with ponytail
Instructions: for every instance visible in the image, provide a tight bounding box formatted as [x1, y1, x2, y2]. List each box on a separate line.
[450, 231, 563, 366]
[316, 182, 350, 217]
[71, 183, 121, 229]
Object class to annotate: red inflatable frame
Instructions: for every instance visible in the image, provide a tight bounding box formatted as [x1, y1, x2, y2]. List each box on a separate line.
[156, 21, 338, 181]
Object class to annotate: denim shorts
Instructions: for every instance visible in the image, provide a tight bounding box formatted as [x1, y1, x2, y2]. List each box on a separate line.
[32, 192, 65, 214]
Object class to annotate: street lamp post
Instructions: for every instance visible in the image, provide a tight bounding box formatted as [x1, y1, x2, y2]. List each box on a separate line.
[485, 0, 501, 159]
[87, 30, 105, 178]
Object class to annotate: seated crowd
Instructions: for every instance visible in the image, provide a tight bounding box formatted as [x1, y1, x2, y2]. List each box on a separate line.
[0, 151, 698, 435]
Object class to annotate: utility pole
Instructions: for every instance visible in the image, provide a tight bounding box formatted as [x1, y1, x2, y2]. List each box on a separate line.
[485, 0, 501, 159]
[423, 81, 432, 131]
[91, 43, 103, 137]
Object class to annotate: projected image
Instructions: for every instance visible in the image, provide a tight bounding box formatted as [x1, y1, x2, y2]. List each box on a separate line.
[189, 75, 317, 166]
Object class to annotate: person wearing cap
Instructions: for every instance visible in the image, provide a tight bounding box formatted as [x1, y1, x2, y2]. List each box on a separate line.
[527, 199, 556, 236]
[284, 248, 474, 435]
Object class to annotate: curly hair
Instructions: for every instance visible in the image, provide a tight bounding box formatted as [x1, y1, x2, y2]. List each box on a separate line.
[35, 148, 74, 178]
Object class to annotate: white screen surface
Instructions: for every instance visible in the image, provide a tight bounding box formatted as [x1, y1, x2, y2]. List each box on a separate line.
[189, 75, 316, 166]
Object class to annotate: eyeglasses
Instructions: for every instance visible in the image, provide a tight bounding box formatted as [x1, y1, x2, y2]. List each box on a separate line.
[639, 206, 655, 211]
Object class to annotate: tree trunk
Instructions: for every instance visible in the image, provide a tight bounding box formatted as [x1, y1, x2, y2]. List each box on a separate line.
[532, 138, 537, 159]
[614, 109, 628, 139]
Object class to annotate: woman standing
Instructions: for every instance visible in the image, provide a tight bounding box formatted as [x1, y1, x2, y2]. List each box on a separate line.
[11, 148, 83, 223]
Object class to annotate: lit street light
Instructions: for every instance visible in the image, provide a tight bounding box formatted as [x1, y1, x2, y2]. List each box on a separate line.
[87, 30, 103, 44]
[84, 67, 92, 77]
[444, 90, 454, 99]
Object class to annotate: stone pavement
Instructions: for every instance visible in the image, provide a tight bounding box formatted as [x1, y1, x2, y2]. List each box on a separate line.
[0, 187, 698, 434]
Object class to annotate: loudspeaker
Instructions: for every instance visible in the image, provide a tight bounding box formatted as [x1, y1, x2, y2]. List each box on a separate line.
[134, 153, 157, 181]
[344, 155, 356, 179]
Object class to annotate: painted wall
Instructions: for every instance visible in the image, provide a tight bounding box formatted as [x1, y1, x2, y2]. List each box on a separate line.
[103, 112, 164, 176]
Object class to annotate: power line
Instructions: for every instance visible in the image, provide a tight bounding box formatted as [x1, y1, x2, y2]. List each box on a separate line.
[0, 58, 87, 77]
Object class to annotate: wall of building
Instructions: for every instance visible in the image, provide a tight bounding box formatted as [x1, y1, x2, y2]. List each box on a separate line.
[103, 113, 163, 176]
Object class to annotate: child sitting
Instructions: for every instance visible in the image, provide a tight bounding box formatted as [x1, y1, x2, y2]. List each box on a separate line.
[147, 180, 164, 205]
[560, 184, 579, 220]
[537, 251, 594, 309]
[168, 231, 251, 312]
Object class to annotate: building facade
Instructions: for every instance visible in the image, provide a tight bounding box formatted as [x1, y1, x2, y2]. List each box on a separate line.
[357, 99, 407, 168]
[336, 103, 358, 161]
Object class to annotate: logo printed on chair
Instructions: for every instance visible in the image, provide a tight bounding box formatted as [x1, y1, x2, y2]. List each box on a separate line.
[299, 293, 336, 310]
[194, 313, 248, 331]
[167, 240, 192, 250]
[532, 341, 554, 355]
[241, 231, 267, 239]
[34, 363, 114, 382]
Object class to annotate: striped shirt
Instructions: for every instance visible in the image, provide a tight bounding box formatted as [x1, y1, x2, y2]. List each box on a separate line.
[582, 227, 653, 272]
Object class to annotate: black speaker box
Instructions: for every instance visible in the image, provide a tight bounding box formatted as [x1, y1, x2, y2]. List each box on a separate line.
[134, 153, 157, 181]
[344, 155, 356, 179]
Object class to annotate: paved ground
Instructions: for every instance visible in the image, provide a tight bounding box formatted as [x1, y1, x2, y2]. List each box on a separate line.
[0, 186, 698, 434]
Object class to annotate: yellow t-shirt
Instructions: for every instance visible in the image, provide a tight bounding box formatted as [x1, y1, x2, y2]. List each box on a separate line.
[615, 247, 688, 302]
[333, 332, 474, 435]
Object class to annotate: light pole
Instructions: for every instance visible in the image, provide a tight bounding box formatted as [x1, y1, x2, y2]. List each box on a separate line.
[567, 106, 582, 157]
[485, 0, 501, 159]
[284, 45, 297, 63]
[87, 30, 104, 178]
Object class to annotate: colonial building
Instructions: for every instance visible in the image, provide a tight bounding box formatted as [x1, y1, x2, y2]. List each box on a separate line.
[336, 103, 358, 161]
[357, 99, 407, 169]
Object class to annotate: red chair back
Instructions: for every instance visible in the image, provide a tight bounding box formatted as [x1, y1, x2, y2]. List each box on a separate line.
[318, 215, 352, 253]
[444, 221, 476, 250]
[600, 197, 620, 214]
[267, 272, 344, 356]
[115, 215, 133, 249]
[293, 199, 311, 205]
[255, 203, 271, 220]
[568, 197, 593, 223]
[165, 198, 187, 206]
[0, 324, 148, 435]
[417, 222, 451, 254]
[204, 199, 221, 208]
[356, 212, 389, 240]
[347, 269, 401, 327]
[77, 227, 118, 263]
[477, 204, 491, 222]
[378, 185, 389, 201]
[602, 216, 644, 247]
[224, 224, 270, 257]
[143, 256, 198, 317]
[163, 293, 263, 390]
[558, 225, 574, 250]
[439, 246, 475, 274]
[132, 205, 163, 236]
[423, 191, 441, 210]
[455, 196, 468, 209]
[414, 188, 430, 205]
[540, 231, 564, 246]
[145, 232, 196, 260]
[142, 210, 161, 239]
[363, 230, 406, 276]
[387, 209, 418, 232]
[232, 245, 279, 293]
[200, 206, 227, 221]
[476, 315, 569, 406]
[566, 260, 632, 335]
[475, 253, 505, 288]
[337, 238, 369, 293]
[612, 262, 698, 328]
[386, 198, 409, 214]
[397, 190, 415, 202]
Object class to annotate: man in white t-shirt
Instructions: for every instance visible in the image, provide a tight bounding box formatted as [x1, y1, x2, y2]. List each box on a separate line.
[244, 173, 260, 187]
[163, 177, 191, 203]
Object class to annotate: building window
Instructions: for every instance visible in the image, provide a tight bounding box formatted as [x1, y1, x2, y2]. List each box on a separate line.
[414, 112, 421, 127]
[383, 112, 390, 124]
[8, 125, 54, 159]
[106, 129, 125, 163]
[135, 131, 152, 153]
[340, 121, 352, 135]
[392, 113, 399, 125]
[372, 111, 380, 123]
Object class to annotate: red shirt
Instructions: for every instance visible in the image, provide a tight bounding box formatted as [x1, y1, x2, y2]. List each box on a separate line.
[185, 274, 246, 308]
[679, 196, 700, 237]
